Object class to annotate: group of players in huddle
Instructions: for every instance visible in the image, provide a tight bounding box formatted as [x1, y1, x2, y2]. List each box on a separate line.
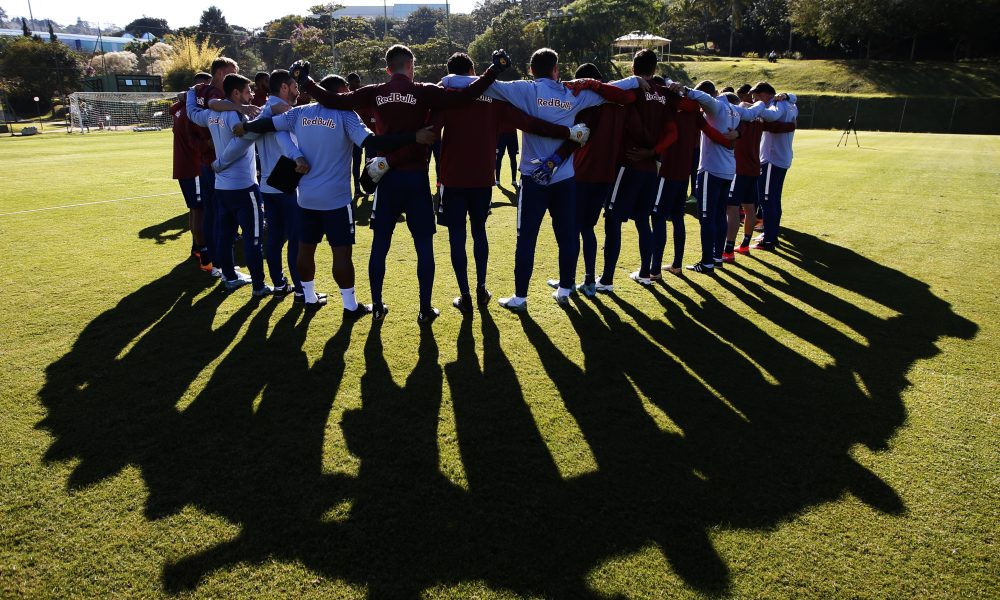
[169, 43, 797, 324]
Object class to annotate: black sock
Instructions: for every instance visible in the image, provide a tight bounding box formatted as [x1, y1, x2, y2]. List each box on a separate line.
[740, 234, 751, 247]
[724, 240, 735, 253]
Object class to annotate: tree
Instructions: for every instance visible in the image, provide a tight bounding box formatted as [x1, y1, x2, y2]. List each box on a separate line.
[260, 15, 304, 69]
[96, 51, 139, 74]
[337, 36, 398, 81]
[197, 6, 232, 53]
[142, 42, 173, 75]
[436, 13, 478, 48]
[551, 0, 660, 67]
[290, 24, 331, 73]
[789, 0, 892, 58]
[21, 17, 30, 36]
[47, 20, 57, 42]
[397, 7, 446, 45]
[371, 16, 395, 40]
[468, 6, 533, 75]
[0, 6, 8, 27]
[124, 16, 171, 38]
[161, 34, 222, 91]
[0, 36, 82, 111]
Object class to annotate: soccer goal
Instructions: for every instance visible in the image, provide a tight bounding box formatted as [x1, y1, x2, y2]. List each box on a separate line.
[69, 91, 180, 133]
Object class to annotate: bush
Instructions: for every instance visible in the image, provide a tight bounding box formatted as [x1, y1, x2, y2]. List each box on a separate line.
[743, 51, 761, 59]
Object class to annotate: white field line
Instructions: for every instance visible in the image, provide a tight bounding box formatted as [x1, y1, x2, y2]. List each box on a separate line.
[0, 192, 180, 217]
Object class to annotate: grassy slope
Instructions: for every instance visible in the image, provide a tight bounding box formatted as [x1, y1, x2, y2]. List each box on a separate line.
[1, 130, 997, 598]
[640, 59, 1000, 98]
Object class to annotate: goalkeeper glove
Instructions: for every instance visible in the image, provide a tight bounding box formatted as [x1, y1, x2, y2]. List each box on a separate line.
[568, 123, 590, 145]
[289, 60, 311, 86]
[359, 157, 390, 194]
[492, 49, 511, 72]
[529, 154, 562, 186]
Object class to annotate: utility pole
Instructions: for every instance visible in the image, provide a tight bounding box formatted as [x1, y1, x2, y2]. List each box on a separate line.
[383, 0, 388, 39]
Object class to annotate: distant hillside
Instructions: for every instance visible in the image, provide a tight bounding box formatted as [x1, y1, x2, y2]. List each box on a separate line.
[636, 59, 1000, 98]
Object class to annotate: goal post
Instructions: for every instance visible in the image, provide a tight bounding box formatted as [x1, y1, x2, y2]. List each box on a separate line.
[69, 91, 180, 133]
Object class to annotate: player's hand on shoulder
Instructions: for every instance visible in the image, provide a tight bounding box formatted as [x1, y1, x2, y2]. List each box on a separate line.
[232, 122, 246, 137]
[415, 126, 437, 145]
[563, 78, 599, 97]
[637, 77, 651, 92]
[294, 157, 310, 174]
[237, 104, 261, 119]
[272, 102, 291, 115]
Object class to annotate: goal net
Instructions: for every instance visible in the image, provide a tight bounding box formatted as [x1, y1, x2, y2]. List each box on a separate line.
[69, 91, 180, 133]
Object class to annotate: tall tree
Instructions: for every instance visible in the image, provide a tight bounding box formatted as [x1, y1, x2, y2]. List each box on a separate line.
[0, 6, 8, 27]
[397, 7, 446, 45]
[124, 17, 171, 38]
[21, 17, 31, 36]
[47, 20, 57, 42]
[197, 6, 232, 53]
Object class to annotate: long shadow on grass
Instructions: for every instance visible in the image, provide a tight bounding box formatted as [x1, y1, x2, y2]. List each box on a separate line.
[37, 230, 976, 597]
[138, 212, 189, 245]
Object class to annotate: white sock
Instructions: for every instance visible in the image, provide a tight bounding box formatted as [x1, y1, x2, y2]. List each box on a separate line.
[507, 295, 527, 306]
[557, 287, 571, 298]
[340, 287, 358, 311]
[302, 280, 318, 303]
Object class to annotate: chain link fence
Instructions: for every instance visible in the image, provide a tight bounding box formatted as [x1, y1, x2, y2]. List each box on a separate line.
[795, 95, 1000, 135]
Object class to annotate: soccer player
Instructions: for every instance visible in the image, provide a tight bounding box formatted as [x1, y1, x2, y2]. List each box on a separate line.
[237, 75, 437, 316]
[205, 73, 269, 295]
[750, 81, 798, 251]
[290, 45, 510, 323]
[495, 119, 519, 188]
[346, 72, 374, 199]
[543, 63, 626, 298]
[727, 83, 797, 258]
[675, 80, 769, 273]
[250, 71, 269, 107]
[598, 49, 689, 290]
[650, 95, 737, 278]
[434, 52, 586, 313]
[185, 58, 261, 282]
[481, 47, 642, 310]
[217, 69, 308, 298]
[169, 72, 212, 273]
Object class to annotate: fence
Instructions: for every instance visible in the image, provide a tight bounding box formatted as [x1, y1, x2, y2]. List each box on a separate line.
[794, 95, 1000, 135]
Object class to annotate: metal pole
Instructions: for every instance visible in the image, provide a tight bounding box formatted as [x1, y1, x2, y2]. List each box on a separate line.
[383, 0, 388, 39]
[898, 97, 908, 132]
[948, 97, 958, 132]
[27, 0, 34, 24]
[34, 96, 42, 131]
[446, 0, 451, 53]
[330, 9, 336, 72]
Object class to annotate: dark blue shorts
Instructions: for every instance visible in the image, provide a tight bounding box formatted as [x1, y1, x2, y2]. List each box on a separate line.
[651, 178, 687, 220]
[370, 169, 436, 237]
[300, 205, 355, 246]
[605, 166, 660, 222]
[728, 174, 759, 207]
[576, 181, 612, 229]
[436, 185, 491, 228]
[177, 177, 202, 209]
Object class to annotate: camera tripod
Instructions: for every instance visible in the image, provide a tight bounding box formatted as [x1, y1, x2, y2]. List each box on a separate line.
[838, 117, 859, 147]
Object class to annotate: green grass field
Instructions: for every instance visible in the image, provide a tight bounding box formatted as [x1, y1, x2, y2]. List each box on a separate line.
[1, 129, 997, 598]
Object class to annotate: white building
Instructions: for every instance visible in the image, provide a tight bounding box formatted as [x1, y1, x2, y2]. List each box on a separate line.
[332, 4, 450, 20]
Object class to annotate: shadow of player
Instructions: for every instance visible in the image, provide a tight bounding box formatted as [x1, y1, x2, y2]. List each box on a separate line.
[36, 229, 977, 597]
